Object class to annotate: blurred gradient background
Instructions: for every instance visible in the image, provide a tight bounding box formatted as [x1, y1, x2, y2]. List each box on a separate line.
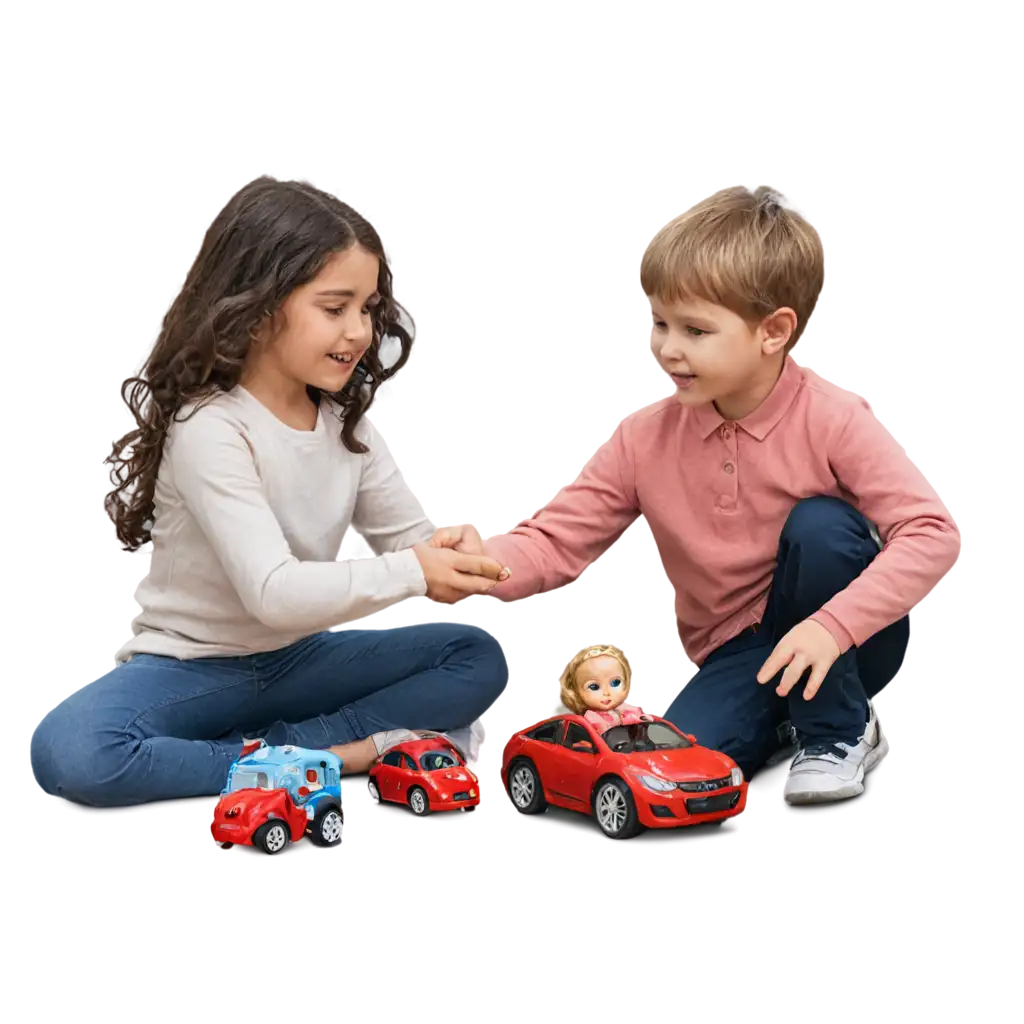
[2, 6, 1024, 1024]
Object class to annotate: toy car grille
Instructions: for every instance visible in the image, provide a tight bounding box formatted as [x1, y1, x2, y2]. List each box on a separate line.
[677, 775, 732, 793]
[685, 791, 741, 814]
[452, 792, 470, 801]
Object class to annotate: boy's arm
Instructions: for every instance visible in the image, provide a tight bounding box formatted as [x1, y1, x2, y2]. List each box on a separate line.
[811, 401, 961, 652]
[484, 421, 641, 600]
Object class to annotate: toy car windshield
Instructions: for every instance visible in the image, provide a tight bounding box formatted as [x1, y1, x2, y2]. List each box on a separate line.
[602, 722, 693, 754]
[419, 750, 461, 771]
[229, 770, 274, 792]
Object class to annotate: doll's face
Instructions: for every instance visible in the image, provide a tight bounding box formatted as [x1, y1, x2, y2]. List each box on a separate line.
[576, 655, 628, 712]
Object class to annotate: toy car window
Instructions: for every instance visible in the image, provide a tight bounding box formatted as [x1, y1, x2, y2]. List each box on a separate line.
[563, 723, 595, 751]
[602, 722, 692, 754]
[400, 754, 417, 771]
[419, 750, 459, 771]
[382, 751, 404, 767]
[526, 720, 563, 743]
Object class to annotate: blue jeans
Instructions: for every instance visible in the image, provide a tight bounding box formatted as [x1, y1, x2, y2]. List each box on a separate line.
[663, 497, 910, 780]
[31, 623, 508, 807]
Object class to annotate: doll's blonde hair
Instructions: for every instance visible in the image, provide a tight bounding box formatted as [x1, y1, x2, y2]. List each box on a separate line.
[559, 644, 632, 715]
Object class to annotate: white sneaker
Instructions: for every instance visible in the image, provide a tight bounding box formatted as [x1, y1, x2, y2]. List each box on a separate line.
[784, 704, 889, 805]
[444, 719, 486, 763]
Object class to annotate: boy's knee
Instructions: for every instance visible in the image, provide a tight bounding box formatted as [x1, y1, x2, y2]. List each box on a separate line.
[781, 496, 873, 557]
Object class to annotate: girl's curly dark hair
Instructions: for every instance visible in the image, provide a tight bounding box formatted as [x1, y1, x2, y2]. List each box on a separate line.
[104, 176, 414, 551]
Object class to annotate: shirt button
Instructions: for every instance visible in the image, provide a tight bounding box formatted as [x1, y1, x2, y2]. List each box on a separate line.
[721, 426, 732, 439]
[724, 462, 735, 474]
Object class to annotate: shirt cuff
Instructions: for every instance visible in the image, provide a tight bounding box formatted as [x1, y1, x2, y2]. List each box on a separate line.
[386, 547, 428, 598]
[809, 609, 856, 655]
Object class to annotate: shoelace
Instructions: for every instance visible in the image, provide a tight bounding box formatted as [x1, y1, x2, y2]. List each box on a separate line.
[792, 742, 850, 766]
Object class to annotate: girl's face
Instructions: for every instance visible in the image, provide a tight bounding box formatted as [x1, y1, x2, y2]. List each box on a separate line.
[252, 244, 380, 395]
[576, 655, 628, 712]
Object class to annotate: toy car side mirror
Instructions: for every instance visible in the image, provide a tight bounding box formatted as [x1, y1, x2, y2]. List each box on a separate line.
[685, 734, 696, 743]
[572, 741, 594, 753]
[297, 786, 310, 797]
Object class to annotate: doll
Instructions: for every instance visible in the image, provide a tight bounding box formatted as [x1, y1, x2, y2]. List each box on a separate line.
[559, 644, 650, 733]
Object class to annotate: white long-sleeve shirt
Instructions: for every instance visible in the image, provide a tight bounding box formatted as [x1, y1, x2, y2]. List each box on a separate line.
[115, 386, 433, 663]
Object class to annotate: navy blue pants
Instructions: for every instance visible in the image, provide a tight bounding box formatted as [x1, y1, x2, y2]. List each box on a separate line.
[663, 497, 909, 780]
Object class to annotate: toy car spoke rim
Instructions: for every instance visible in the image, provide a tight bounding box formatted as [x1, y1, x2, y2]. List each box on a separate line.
[597, 784, 627, 833]
[321, 810, 343, 842]
[368, 779, 380, 801]
[266, 824, 287, 851]
[511, 766, 534, 806]
[410, 790, 426, 813]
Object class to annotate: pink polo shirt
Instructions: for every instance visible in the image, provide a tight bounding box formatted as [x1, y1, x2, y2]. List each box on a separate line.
[485, 356, 960, 665]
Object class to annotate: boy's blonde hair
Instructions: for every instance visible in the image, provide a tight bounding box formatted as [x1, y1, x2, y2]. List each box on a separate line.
[640, 185, 824, 351]
[559, 644, 632, 714]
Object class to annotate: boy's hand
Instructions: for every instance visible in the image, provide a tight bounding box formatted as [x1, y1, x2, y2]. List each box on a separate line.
[429, 524, 512, 583]
[757, 619, 841, 700]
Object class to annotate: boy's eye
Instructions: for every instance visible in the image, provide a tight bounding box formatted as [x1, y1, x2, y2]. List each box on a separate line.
[610, 678, 622, 688]
[652, 318, 667, 330]
[686, 326, 707, 337]
[587, 683, 600, 692]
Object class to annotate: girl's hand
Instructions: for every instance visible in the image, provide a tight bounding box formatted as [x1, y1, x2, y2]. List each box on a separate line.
[756, 619, 841, 700]
[413, 544, 510, 604]
[429, 523, 485, 555]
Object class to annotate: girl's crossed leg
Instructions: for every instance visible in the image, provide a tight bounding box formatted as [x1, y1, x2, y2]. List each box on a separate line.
[31, 623, 507, 807]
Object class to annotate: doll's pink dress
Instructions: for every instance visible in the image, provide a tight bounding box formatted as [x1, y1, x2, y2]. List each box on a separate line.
[583, 703, 647, 733]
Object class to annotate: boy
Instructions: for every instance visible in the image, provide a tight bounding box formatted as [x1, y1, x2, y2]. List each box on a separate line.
[434, 186, 960, 804]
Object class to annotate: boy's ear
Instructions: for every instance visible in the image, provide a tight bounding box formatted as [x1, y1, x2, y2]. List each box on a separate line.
[760, 307, 798, 355]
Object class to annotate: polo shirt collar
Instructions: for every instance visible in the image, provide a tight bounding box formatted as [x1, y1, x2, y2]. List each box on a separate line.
[692, 356, 803, 440]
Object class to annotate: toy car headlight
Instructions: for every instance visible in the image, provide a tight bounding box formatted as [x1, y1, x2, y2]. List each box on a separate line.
[730, 767, 743, 786]
[639, 774, 677, 793]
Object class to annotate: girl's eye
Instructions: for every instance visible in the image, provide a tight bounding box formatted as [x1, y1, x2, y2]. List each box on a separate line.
[686, 326, 707, 337]
[326, 306, 345, 317]
[610, 678, 622, 688]
[586, 683, 600, 692]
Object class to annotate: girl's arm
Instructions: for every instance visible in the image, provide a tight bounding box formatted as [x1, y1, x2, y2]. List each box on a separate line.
[167, 411, 427, 633]
[349, 417, 436, 553]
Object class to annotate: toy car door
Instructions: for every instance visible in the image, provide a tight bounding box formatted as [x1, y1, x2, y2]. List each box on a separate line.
[392, 752, 419, 800]
[377, 750, 404, 800]
[556, 721, 600, 806]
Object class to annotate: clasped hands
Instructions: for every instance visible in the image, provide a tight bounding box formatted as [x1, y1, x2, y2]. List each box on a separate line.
[413, 525, 510, 605]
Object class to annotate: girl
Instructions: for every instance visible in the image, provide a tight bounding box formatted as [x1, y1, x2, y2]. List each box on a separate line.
[559, 644, 649, 732]
[30, 176, 510, 808]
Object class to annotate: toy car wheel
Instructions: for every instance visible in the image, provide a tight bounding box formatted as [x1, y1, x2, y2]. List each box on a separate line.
[593, 777, 643, 840]
[407, 786, 431, 816]
[367, 778, 381, 803]
[507, 758, 547, 814]
[253, 819, 291, 855]
[461, 805, 476, 812]
[218, 842, 234, 849]
[309, 803, 344, 847]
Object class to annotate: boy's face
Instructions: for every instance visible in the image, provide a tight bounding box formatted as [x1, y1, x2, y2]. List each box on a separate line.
[648, 294, 787, 419]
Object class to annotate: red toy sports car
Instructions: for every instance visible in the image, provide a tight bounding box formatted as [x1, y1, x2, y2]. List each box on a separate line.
[368, 736, 479, 816]
[501, 714, 747, 839]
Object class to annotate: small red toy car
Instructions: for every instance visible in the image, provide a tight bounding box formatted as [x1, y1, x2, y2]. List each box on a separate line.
[368, 736, 479, 816]
[210, 740, 344, 855]
[501, 714, 747, 839]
